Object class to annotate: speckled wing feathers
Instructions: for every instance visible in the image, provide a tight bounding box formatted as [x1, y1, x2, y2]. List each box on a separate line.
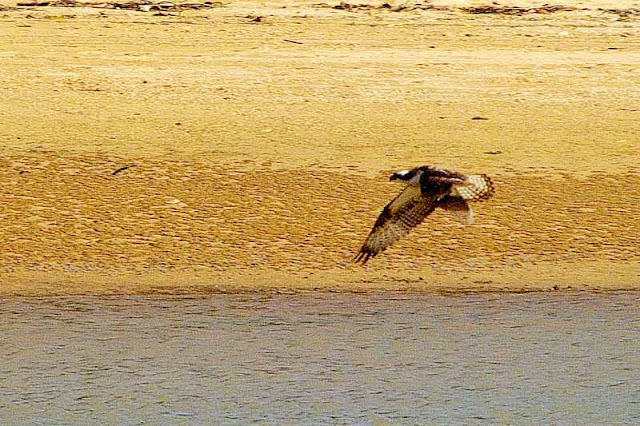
[355, 168, 495, 264]
[355, 186, 437, 264]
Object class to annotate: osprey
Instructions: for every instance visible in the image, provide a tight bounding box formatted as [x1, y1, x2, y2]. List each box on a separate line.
[355, 166, 495, 264]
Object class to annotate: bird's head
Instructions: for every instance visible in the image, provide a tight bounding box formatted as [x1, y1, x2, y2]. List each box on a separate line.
[389, 169, 417, 182]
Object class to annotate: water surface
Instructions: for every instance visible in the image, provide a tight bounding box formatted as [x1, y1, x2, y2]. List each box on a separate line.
[1, 292, 638, 424]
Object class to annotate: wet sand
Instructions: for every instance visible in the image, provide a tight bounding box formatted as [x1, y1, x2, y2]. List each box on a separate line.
[1, 0, 638, 295]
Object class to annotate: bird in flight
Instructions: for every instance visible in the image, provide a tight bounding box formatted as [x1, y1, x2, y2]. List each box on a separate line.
[355, 165, 495, 264]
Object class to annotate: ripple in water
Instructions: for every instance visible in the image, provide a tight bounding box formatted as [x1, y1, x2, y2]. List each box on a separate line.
[0, 292, 638, 423]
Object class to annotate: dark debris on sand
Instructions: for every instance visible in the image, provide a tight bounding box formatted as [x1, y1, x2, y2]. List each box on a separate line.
[9, 0, 640, 17]
[317, 2, 638, 18]
[16, 0, 225, 12]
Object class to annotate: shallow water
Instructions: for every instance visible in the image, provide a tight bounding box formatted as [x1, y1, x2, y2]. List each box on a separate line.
[0, 292, 638, 424]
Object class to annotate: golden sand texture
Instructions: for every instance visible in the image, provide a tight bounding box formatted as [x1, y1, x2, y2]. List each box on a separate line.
[0, 1, 638, 295]
[1, 155, 638, 294]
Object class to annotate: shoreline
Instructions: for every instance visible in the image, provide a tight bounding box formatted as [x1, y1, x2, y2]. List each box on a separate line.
[2, 261, 638, 297]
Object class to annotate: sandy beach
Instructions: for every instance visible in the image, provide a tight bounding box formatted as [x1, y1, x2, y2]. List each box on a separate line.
[1, 0, 638, 295]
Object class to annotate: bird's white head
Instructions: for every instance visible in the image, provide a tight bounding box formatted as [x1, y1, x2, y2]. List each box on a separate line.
[389, 169, 421, 185]
[389, 170, 411, 180]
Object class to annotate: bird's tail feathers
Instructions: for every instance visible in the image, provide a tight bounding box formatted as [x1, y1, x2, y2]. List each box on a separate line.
[453, 206, 474, 225]
[437, 196, 475, 225]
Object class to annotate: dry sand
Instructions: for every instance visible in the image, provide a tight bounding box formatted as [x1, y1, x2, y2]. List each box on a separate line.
[0, 0, 638, 295]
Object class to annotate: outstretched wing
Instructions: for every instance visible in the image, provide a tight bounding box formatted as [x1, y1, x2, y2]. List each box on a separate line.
[452, 174, 495, 201]
[355, 186, 437, 264]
